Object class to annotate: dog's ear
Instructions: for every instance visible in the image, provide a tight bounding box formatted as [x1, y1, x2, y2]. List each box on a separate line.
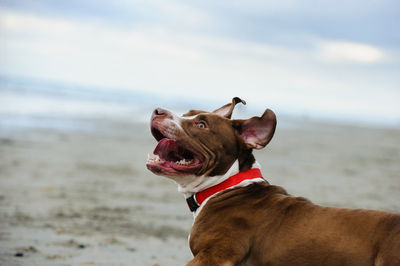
[213, 97, 246, 118]
[232, 109, 276, 149]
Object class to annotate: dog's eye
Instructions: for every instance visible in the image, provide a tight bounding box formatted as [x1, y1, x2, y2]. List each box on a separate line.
[197, 121, 207, 129]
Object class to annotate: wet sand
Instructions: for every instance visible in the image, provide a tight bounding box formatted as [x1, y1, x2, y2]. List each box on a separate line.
[0, 117, 399, 265]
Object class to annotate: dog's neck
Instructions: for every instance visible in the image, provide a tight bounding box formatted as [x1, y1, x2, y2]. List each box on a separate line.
[176, 150, 257, 194]
[173, 160, 266, 215]
[177, 160, 242, 195]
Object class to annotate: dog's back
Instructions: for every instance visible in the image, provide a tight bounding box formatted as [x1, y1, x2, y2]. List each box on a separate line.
[189, 183, 400, 266]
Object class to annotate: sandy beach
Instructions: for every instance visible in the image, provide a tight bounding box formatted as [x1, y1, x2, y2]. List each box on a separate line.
[0, 116, 399, 265]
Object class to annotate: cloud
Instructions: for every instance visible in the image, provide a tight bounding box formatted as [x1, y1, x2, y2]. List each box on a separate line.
[0, 9, 74, 34]
[318, 41, 385, 64]
[0, 7, 399, 124]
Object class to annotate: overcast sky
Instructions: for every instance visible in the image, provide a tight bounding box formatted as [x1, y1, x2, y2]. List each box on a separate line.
[0, 0, 399, 124]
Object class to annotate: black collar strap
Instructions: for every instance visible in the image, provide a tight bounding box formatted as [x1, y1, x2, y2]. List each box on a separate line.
[186, 194, 199, 212]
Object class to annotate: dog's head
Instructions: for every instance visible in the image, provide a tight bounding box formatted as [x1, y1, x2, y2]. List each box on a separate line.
[146, 97, 276, 178]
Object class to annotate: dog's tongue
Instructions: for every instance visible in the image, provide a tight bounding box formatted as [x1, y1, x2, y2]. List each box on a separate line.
[153, 138, 179, 160]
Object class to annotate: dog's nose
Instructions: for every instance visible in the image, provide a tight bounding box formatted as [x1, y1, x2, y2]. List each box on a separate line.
[154, 108, 168, 116]
[152, 108, 171, 120]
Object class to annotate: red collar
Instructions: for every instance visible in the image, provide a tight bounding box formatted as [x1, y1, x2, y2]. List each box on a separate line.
[186, 168, 264, 212]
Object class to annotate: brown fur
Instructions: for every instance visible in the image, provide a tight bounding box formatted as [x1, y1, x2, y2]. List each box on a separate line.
[188, 183, 400, 265]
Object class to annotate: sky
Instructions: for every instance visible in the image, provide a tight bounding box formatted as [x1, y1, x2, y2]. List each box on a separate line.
[0, 0, 399, 125]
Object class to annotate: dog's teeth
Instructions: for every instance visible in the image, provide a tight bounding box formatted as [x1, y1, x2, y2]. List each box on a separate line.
[155, 157, 160, 163]
[177, 159, 191, 165]
[173, 159, 192, 165]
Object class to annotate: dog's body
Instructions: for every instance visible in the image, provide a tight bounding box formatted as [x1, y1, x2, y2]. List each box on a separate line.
[146, 98, 400, 266]
[190, 183, 400, 265]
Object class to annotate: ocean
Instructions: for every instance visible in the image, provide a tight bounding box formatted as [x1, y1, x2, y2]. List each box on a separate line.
[0, 75, 176, 131]
[0, 75, 399, 131]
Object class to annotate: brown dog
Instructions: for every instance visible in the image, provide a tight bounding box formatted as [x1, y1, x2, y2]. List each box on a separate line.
[146, 98, 400, 266]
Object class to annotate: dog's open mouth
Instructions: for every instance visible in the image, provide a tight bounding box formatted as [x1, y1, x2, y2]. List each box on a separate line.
[146, 128, 203, 175]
